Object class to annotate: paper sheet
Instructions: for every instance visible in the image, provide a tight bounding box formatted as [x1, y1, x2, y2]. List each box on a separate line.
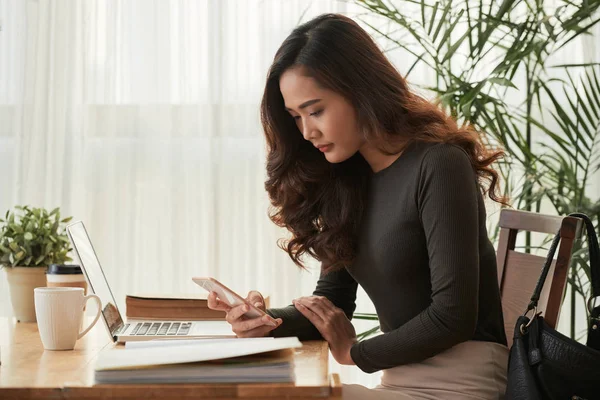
[125, 337, 274, 349]
[97, 336, 302, 370]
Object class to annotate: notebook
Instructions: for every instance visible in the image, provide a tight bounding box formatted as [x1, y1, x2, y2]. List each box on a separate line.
[95, 337, 302, 384]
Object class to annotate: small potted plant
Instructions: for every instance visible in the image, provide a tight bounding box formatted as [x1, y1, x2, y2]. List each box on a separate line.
[0, 206, 73, 322]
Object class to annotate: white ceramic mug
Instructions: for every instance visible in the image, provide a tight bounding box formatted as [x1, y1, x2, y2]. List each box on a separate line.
[34, 287, 102, 350]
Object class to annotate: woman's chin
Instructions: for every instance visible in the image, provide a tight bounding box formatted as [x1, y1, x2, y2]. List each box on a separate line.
[324, 153, 338, 163]
[324, 151, 350, 164]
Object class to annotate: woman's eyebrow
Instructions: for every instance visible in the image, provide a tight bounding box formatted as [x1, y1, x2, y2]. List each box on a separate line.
[285, 99, 322, 111]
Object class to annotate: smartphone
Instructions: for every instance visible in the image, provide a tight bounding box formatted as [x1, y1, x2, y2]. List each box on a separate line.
[192, 277, 267, 319]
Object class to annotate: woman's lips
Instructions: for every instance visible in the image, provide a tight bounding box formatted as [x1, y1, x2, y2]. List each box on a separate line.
[318, 144, 332, 152]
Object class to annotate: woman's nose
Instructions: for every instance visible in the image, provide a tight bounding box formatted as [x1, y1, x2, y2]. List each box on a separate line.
[301, 120, 317, 141]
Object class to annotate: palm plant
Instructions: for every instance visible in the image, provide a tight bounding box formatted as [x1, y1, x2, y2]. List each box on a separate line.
[351, 0, 600, 340]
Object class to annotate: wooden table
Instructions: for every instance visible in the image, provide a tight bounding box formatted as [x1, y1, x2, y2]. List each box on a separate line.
[0, 317, 341, 399]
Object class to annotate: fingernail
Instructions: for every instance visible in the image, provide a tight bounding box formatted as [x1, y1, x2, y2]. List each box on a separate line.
[255, 302, 262, 308]
[243, 305, 249, 312]
[268, 320, 277, 327]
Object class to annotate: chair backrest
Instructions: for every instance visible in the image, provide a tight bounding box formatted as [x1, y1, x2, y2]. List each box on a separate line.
[496, 209, 583, 347]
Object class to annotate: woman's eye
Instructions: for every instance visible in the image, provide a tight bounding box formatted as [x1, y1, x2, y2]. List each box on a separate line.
[291, 110, 321, 121]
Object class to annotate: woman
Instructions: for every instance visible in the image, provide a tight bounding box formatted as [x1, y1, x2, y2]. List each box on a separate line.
[207, 13, 509, 400]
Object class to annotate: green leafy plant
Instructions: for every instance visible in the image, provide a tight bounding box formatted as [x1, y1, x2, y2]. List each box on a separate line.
[0, 206, 73, 268]
[351, 0, 600, 340]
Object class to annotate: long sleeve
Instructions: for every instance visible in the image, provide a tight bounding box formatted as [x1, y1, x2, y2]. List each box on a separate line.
[350, 144, 481, 373]
[266, 267, 358, 340]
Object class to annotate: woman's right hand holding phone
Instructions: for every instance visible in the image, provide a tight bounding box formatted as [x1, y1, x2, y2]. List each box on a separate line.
[207, 290, 282, 338]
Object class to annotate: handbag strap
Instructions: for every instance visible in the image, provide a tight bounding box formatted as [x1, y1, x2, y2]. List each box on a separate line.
[527, 213, 600, 311]
[570, 213, 600, 298]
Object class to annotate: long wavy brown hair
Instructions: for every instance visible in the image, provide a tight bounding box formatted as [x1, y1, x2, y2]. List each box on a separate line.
[260, 14, 507, 273]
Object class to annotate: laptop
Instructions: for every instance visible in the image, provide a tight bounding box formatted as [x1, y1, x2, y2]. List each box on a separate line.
[66, 221, 235, 343]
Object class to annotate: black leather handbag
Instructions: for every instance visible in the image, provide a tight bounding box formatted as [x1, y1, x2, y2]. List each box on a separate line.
[505, 213, 600, 400]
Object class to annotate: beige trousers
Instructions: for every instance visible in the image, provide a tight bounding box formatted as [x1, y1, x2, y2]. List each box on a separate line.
[343, 341, 508, 400]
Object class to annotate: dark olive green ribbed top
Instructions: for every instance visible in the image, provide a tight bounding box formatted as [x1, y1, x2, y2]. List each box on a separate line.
[267, 141, 507, 373]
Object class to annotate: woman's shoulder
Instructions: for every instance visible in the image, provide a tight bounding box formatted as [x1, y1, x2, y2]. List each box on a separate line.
[410, 141, 471, 166]
[415, 141, 474, 177]
[373, 141, 472, 182]
[419, 141, 468, 157]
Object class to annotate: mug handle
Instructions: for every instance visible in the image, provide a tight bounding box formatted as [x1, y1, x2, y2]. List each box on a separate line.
[78, 294, 102, 340]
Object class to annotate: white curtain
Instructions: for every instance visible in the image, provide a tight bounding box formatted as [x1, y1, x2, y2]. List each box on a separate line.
[0, 0, 385, 386]
[1, 0, 599, 387]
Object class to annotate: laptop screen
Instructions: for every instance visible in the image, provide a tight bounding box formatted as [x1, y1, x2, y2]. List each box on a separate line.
[66, 221, 124, 340]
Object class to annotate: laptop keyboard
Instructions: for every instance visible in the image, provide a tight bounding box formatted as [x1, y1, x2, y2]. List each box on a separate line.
[127, 322, 192, 336]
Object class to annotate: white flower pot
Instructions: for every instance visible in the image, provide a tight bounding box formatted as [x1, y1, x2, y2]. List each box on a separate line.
[5, 266, 48, 322]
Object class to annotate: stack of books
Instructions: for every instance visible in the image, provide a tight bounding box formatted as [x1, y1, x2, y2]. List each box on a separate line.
[94, 337, 301, 384]
[125, 293, 270, 321]
[125, 293, 225, 320]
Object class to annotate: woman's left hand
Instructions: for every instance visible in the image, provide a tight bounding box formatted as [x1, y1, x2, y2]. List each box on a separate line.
[293, 296, 357, 365]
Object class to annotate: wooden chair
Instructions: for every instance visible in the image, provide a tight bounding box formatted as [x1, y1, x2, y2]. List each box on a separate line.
[496, 209, 583, 347]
